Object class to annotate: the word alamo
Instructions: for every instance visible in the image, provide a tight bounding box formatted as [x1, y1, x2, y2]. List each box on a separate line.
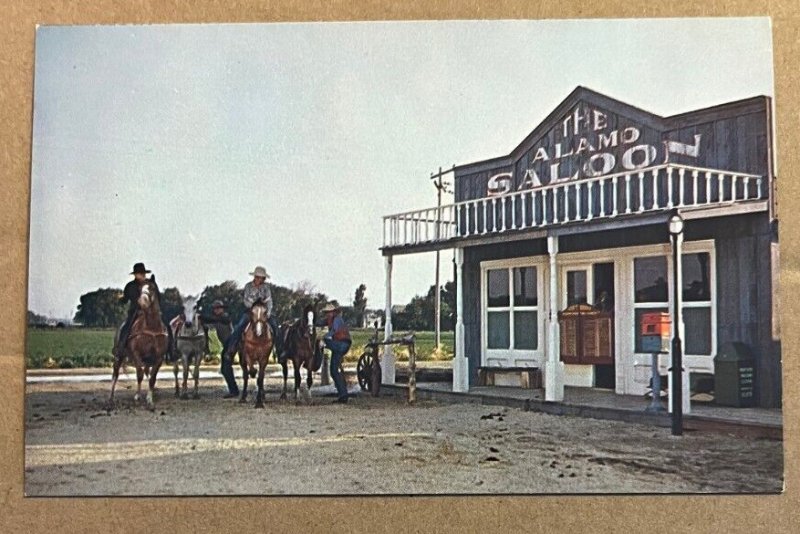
[486, 105, 702, 196]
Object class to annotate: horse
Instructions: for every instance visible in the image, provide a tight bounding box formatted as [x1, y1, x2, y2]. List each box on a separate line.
[109, 277, 169, 411]
[170, 296, 206, 400]
[237, 301, 273, 408]
[278, 303, 320, 403]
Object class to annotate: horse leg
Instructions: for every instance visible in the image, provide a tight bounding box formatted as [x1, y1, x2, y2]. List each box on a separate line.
[109, 355, 122, 407]
[306, 366, 313, 403]
[192, 351, 201, 399]
[173, 355, 180, 398]
[147, 358, 161, 411]
[280, 359, 288, 401]
[255, 360, 266, 409]
[181, 352, 190, 400]
[293, 359, 302, 403]
[134, 364, 144, 403]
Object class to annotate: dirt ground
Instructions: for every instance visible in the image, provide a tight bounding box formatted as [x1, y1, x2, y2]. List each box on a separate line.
[24, 376, 783, 495]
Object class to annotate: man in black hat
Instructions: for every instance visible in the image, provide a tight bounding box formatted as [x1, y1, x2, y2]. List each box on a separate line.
[199, 300, 238, 398]
[118, 262, 174, 360]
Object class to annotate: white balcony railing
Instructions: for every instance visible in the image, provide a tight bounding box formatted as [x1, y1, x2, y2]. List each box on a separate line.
[382, 164, 764, 249]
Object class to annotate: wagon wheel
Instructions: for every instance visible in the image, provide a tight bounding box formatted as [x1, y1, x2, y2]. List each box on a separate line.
[357, 352, 374, 391]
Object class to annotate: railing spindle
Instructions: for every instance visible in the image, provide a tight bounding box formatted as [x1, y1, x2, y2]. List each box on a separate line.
[482, 199, 488, 235]
[731, 174, 739, 203]
[609, 176, 616, 216]
[625, 174, 632, 214]
[692, 169, 699, 206]
[638, 171, 645, 213]
[667, 166, 674, 208]
[678, 168, 685, 207]
[718, 173, 724, 203]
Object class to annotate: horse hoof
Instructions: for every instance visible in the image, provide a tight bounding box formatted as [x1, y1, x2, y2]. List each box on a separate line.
[193, 393, 200, 400]
[174, 391, 180, 398]
[255, 402, 264, 409]
[181, 393, 189, 400]
[238, 397, 247, 404]
[147, 404, 155, 412]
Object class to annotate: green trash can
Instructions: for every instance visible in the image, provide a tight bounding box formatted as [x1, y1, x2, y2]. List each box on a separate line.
[713, 342, 756, 407]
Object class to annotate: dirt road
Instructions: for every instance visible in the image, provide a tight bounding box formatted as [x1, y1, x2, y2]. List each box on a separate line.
[24, 377, 783, 495]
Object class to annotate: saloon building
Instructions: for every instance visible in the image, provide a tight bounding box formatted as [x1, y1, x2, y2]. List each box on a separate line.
[380, 87, 781, 409]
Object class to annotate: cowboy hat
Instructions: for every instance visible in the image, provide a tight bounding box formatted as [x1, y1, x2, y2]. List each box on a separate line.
[211, 300, 225, 308]
[130, 262, 151, 275]
[248, 266, 270, 279]
[321, 303, 340, 313]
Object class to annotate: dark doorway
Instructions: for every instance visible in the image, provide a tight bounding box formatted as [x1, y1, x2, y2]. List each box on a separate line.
[593, 262, 615, 389]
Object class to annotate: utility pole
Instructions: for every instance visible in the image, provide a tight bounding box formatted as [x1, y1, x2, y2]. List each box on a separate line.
[431, 165, 454, 350]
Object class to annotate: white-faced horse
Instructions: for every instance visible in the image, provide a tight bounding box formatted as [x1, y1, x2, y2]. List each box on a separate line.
[170, 296, 206, 400]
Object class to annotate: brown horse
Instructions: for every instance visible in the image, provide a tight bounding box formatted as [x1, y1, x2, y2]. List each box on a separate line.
[109, 278, 169, 411]
[237, 301, 273, 408]
[278, 304, 320, 403]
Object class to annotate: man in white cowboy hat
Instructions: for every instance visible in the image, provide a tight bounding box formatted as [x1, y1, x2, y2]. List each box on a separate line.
[117, 262, 174, 360]
[221, 266, 283, 361]
[321, 302, 352, 403]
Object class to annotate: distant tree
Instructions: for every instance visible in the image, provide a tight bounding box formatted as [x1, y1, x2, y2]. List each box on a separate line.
[27, 310, 48, 326]
[73, 288, 127, 327]
[160, 287, 184, 323]
[197, 281, 245, 319]
[353, 284, 367, 327]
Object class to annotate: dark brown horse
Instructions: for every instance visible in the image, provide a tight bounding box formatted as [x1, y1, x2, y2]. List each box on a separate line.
[109, 278, 169, 411]
[237, 301, 273, 408]
[278, 304, 320, 403]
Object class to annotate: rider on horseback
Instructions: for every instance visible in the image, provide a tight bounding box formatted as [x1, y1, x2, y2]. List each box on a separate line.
[118, 262, 175, 361]
[221, 266, 283, 361]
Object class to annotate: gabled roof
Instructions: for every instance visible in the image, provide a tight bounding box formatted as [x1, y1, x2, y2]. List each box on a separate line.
[453, 86, 769, 176]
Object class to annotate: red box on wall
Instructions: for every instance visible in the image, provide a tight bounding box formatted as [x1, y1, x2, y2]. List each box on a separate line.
[641, 312, 671, 337]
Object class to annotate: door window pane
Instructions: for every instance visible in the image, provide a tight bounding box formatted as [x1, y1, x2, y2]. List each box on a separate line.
[513, 311, 538, 350]
[514, 267, 537, 306]
[487, 311, 510, 349]
[683, 253, 711, 302]
[634, 256, 668, 303]
[634, 307, 668, 353]
[684, 307, 712, 354]
[487, 269, 510, 307]
[566, 270, 587, 306]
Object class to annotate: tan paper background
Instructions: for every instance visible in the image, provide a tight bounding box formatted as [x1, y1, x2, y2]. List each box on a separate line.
[1, 2, 798, 532]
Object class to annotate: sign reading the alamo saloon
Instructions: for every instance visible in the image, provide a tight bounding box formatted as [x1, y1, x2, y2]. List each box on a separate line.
[486, 102, 703, 196]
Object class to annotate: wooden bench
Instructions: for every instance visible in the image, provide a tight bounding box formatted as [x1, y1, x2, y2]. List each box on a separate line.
[478, 366, 542, 389]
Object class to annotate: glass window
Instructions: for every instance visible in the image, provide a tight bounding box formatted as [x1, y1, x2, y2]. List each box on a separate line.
[487, 311, 510, 349]
[634, 256, 668, 303]
[487, 269, 510, 307]
[513, 310, 538, 350]
[514, 267, 537, 307]
[683, 252, 711, 302]
[684, 307, 712, 355]
[566, 270, 587, 306]
[634, 307, 668, 353]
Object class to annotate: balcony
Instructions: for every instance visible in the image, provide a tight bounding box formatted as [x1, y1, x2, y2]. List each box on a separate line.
[382, 164, 765, 251]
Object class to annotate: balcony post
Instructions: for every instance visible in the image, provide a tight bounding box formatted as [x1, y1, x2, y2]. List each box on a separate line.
[382, 255, 395, 384]
[545, 235, 564, 402]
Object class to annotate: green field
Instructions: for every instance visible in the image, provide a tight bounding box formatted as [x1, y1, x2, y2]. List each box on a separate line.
[26, 327, 454, 369]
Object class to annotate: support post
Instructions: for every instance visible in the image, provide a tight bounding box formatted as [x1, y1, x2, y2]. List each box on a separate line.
[383, 255, 395, 384]
[453, 247, 468, 392]
[545, 235, 565, 402]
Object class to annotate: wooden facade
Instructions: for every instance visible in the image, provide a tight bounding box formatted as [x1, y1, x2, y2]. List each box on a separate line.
[381, 86, 780, 408]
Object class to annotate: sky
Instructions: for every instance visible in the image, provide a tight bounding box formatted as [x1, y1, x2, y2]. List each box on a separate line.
[28, 18, 774, 320]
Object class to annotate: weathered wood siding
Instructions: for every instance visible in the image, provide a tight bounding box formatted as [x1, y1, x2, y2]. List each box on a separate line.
[460, 213, 780, 407]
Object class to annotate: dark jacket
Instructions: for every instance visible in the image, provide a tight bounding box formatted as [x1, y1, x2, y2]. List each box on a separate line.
[200, 313, 233, 344]
[120, 278, 161, 315]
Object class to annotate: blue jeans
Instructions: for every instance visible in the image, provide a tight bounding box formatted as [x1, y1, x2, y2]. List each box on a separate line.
[223, 312, 280, 356]
[325, 338, 351, 400]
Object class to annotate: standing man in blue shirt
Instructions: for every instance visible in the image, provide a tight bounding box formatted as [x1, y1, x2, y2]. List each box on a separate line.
[321, 303, 351, 403]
